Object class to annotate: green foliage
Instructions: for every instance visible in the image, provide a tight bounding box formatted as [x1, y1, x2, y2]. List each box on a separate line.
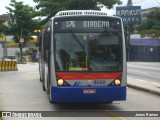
[127, 0, 133, 6]
[140, 29, 160, 42]
[139, 9, 160, 43]
[0, 20, 9, 34]
[6, 0, 39, 43]
[139, 9, 160, 31]
[6, 0, 41, 62]
[33, 0, 122, 23]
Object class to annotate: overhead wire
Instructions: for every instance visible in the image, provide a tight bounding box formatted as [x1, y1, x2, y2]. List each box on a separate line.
[154, 0, 160, 5]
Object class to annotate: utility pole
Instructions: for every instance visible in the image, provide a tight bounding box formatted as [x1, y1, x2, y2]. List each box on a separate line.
[126, 0, 133, 61]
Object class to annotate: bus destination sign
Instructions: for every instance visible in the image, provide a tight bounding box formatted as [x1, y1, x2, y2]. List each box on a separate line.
[58, 20, 120, 30]
[62, 21, 110, 29]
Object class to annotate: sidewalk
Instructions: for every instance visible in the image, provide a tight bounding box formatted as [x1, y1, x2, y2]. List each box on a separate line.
[127, 76, 160, 96]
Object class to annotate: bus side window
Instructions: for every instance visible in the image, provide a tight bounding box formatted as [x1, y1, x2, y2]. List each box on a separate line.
[44, 31, 51, 62]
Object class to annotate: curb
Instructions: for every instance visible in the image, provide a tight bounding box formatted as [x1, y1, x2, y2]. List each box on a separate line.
[127, 83, 160, 96]
[17, 62, 27, 64]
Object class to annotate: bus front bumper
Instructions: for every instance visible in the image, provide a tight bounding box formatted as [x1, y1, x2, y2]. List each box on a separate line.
[50, 86, 126, 103]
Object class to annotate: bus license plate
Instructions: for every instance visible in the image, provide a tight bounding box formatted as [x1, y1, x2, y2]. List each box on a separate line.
[83, 89, 96, 94]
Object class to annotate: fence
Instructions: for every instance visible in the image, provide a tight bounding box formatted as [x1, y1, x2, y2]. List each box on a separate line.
[129, 45, 160, 62]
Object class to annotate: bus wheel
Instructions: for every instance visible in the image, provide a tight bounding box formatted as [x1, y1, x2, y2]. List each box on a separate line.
[47, 75, 52, 103]
[42, 80, 46, 91]
[47, 75, 50, 95]
[39, 64, 42, 82]
[43, 84, 46, 91]
[40, 77, 43, 82]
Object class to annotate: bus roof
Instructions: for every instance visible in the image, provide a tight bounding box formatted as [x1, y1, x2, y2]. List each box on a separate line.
[55, 10, 108, 16]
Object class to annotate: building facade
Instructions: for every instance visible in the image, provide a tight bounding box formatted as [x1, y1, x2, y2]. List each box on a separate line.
[0, 14, 9, 26]
[129, 34, 160, 62]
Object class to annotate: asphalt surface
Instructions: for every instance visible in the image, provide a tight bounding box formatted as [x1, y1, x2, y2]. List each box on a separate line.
[127, 62, 160, 83]
[127, 62, 160, 96]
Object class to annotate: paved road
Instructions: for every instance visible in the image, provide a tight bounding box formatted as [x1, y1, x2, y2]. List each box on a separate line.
[0, 63, 160, 120]
[127, 62, 160, 84]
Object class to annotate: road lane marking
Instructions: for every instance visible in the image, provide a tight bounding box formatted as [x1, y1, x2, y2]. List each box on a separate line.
[136, 79, 148, 82]
[104, 110, 126, 120]
[151, 82, 160, 86]
[128, 70, 148, 75]
[135, 79, 160, 86]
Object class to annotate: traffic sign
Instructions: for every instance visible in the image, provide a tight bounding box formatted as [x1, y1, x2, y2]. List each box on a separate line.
[19, 38, 24, 43]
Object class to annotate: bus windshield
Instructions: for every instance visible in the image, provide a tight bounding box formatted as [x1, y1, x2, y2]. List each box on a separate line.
[55, 32, 122, 72]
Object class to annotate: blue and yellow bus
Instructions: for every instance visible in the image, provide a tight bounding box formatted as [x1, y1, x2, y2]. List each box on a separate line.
[39, 10, 127, 103]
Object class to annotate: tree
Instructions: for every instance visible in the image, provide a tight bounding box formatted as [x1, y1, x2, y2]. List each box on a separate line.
[139, 9, 160, 30]
[140, 29, 160, 44]
[6, 0, 39, 62]
[127, 0, 133, 6]
[33, 0, 122, 23]
[0, 20, 9, 34]
[139, 9, 160, 44]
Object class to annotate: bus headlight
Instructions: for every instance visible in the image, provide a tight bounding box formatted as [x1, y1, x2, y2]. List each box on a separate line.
[115, 79, 121, 85]
[58, 79, 64, 86]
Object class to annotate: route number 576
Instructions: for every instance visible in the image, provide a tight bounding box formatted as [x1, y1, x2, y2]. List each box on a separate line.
[65, 21, 75, 28]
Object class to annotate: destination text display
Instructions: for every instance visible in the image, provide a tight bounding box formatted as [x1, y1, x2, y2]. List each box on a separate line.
[62, 21, 110, 28]
[58, 20, 120, 30]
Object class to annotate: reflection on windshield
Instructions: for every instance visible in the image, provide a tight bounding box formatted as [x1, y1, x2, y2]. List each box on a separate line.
[55, 32, 122, 72]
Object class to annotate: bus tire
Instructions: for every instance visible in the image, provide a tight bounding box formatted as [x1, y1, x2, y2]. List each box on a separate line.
[47, 75, 50, 94]
[47, 74, 53, 103]
[40, 76, 43, 82]
[42, 80, 46, 91]
[39, 65, 42, 82]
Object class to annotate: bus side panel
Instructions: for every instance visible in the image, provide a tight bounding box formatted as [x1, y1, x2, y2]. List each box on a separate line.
[50, 86, 126, 102]
[121, 18, 127, 87]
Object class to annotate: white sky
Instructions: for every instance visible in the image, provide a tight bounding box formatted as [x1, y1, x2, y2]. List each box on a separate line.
[121, 0, 160, 7]
[102, 0, 160, 15]
[0, 0, 37, 15]
[104, 0, 160, 15]
[0, 0, 160, 15]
